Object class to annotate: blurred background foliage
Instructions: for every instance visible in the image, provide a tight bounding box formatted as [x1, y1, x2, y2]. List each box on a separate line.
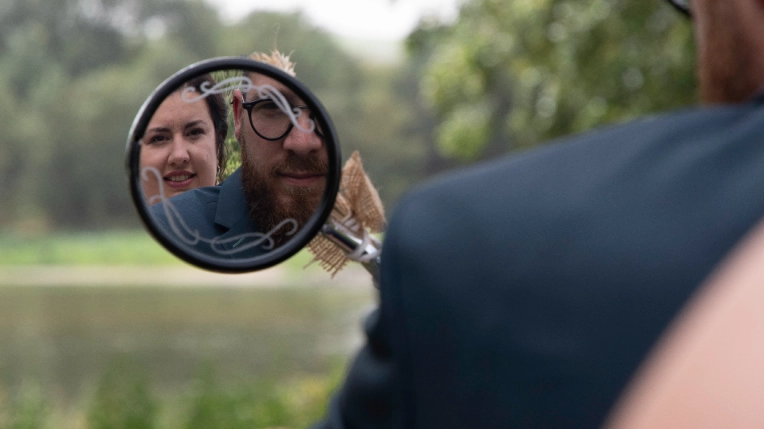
[419, 0, 696, 160]
[0, 0, 695, 234]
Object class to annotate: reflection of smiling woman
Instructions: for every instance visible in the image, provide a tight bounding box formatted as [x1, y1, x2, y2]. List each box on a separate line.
[140, 74, 229, 204]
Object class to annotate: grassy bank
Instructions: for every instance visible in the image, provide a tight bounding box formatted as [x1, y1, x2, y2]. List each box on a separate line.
[1, 359, 345, 429]
[0, 230, 181, 266]
[0, 230, 322, 272]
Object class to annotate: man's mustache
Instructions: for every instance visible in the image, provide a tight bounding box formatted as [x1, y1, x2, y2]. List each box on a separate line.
[271, 153, 328, 176]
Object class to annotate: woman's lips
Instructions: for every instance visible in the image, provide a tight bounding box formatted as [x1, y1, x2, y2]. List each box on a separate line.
[164, 171, 196, 188]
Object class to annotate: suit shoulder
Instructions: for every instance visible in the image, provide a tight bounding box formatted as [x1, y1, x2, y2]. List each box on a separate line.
[149, 186, 222, 223]
[405, 102, 764, 201]
[389, 102, 764, 241]
[167, 186, 221, 209]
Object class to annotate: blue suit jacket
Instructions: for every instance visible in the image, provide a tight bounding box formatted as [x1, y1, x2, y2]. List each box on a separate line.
[315, 96, 764, 428]
[150, 168, 267, 259]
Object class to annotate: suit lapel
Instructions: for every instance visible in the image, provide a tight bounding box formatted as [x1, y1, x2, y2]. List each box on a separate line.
[211, 168, 265, 258]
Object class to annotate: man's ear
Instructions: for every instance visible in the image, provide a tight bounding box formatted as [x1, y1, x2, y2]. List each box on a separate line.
[232, 88, 244, 144]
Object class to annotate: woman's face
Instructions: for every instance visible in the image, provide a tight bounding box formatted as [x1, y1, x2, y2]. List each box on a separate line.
[140, 90, 218, 203]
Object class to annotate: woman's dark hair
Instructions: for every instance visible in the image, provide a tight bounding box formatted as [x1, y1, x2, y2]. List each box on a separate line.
[183, 74, 229, 181]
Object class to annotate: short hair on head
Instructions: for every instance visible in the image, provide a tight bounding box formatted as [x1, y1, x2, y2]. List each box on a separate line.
[241, 49, 297, 102]
[248, 49, 297, 77]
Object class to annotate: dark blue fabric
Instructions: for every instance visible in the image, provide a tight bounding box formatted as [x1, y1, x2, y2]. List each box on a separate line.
[150, 168, 266, 259]
[314, 99, 764, 428]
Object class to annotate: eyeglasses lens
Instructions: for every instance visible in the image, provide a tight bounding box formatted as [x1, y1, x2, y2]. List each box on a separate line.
[250, 100, 291, 140]
[249, 100, 323, 140]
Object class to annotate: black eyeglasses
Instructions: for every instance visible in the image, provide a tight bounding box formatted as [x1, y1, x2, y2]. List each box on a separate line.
[666, 0, 691, 19]
[241, 99, 324, 141]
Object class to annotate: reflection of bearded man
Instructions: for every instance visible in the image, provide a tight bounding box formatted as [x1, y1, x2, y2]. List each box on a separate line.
[240, 137, 328, 247]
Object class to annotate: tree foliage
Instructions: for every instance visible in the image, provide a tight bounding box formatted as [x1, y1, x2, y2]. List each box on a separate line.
[418, 0, 696, 161]
[0, 0, 699, 231]
[0, 0, 397, 231]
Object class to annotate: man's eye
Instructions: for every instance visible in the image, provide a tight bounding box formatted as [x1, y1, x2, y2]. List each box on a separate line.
[253, 102, 284, 120]
[259, 101, 280, 110]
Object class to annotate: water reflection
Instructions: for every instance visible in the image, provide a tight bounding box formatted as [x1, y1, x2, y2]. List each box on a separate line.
[0, 281, 372, 410]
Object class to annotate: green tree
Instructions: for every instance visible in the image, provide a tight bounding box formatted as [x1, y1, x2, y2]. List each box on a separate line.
[0, 0, 226, 230]
[420, 0, 696, 162]
[0, 0, 439, 229]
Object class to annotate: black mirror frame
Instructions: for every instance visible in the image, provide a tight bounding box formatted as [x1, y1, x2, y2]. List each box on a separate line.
[125, 57, 341, 273]
[665, 0, 691, 18]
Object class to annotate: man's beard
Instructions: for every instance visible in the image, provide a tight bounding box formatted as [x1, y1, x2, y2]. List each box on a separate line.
[697, 4, 758, 104]
[240, 148, 327, 248]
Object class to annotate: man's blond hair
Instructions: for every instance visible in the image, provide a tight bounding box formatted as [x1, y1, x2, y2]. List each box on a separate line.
[248, 49, 296, 77]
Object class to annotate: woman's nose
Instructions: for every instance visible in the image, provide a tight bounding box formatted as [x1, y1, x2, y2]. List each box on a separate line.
[168, 137, 190, 166]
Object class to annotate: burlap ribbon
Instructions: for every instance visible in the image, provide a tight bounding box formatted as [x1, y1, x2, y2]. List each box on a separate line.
[306, 151, 386, 276]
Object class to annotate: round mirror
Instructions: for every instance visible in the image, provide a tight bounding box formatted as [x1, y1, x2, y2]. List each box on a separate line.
[125, 57, 341, 273]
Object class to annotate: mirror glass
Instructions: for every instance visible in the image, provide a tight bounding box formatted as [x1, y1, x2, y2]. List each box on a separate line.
[126, 57, 340, 273]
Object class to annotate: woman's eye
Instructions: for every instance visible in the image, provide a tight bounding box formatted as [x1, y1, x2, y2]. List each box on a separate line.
[188, 128, 205, 138]
[147, 134, 168, 145]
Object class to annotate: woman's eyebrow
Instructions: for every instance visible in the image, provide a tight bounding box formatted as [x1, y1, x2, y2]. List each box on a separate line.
[183, 119, 208, 129]
[146, 126, 170, 134]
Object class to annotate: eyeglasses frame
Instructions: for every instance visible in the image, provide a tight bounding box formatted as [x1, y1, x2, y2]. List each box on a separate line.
[240, 98, 324, 141]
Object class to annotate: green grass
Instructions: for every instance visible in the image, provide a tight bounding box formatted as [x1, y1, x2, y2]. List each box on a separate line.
[0, 230, 181, 266]
[1, 361, 344, 429]
[0, 284, 373, 429]
[0, 230, 329, 272]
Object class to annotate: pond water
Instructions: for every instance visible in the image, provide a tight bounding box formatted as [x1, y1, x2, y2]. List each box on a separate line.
[0, 274, 375, 409]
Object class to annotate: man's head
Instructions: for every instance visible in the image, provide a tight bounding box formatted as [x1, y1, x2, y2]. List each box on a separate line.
[231, 51, 328, 244]
[690, 0, 764, 103]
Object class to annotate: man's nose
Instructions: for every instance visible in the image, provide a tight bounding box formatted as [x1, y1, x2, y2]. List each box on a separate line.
[283, 116, 323, 156]
[168, 137, 190, 166]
